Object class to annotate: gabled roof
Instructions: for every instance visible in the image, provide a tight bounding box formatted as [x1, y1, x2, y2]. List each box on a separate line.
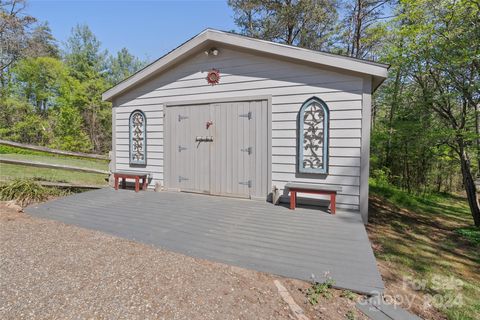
[102, 29, 389, 101]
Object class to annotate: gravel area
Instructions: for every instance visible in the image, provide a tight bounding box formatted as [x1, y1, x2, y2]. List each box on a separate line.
[0, 202, 366, 320]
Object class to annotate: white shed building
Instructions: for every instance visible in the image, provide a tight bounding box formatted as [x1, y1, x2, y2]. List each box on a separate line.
[102, 29, 388, 222]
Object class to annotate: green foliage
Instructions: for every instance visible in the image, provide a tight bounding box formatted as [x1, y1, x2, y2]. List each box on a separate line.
[371, 0, 480, 225]
[229, 0, 339, 50]
[306, 278, 335, 304]
[0, 145, 39, 155]
[345, 310, 356, 320]
[7, 113, 51, 145]
[0, 15, 143, 154]
[0, 96, 33, 129]
[340, 290, 357, 301]
[0, 179, 64, 206]
[370, 177, 458, 211]
[49, 135, 91, 153]
[25, 22, 59, 58]
[456, 227, 480, 247]
[61, 24, 113, 152]
[64, 24, 107, 81]
[12, 57, 70, 112]
[107, 47, 146, 85]
[49, 105, 92, 152]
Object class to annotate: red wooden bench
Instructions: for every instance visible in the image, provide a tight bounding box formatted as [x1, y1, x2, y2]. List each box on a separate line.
[285, 183, 342, 214]
[113, 171, 150, 192]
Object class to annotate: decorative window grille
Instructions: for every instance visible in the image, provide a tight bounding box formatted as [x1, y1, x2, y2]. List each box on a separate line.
[298, 97, 329, 174]
[129, 110, 147, 166]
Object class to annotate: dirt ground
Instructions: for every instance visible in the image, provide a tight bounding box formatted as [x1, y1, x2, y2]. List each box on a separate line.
[367, 196, 455, 320]
[0, 202, 367, 320]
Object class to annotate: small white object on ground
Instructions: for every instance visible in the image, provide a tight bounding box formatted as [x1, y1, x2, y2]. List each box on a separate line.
[4, 200, 23, 212]
[274, 280, 310, 320]
[154, 181, 164, 192]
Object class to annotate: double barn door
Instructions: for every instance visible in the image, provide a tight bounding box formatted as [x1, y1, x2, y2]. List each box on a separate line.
[166, 100, 268, 199]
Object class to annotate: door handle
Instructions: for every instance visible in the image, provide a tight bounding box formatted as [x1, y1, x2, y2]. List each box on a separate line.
[195, 136, 214, 142]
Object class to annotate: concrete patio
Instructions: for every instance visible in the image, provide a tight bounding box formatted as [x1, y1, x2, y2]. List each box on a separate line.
[26, 188, 384, 295]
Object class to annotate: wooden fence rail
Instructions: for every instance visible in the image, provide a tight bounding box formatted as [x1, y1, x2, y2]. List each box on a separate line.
[0, 140, 109, 160]
[0, 158, 109, 175]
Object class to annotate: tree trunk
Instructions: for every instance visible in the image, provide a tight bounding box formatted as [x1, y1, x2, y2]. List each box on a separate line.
[353, 0, 363, 58]
[436, 162, 443, 193]
[475, 103, 480, 173]
[458, 141, 480, 226]
[404, 142, 411, 193]
[385, 67, 401, 168]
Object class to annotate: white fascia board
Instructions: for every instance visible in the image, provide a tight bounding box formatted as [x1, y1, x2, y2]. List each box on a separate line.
[103, 29, 388, 101]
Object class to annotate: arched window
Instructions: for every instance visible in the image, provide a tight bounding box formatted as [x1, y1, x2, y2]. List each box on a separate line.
[298, 97, 329, 174]
[129, 110, 147, 166]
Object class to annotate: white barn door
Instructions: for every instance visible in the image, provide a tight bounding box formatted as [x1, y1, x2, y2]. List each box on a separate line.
[167, 104, 211, 194]
[166, 100, 268, 199]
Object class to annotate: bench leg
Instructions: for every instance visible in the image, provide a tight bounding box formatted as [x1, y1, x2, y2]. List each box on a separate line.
[135, 177, 140, 192]
[290, 191, 296, 210]
[330, 193, 336, 214]
[114, 176, 119, 190]
[122, 178, 126, 189]
[142, 177, 147, 190]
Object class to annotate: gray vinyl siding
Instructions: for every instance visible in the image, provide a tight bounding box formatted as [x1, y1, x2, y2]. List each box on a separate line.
[113, 47, 366, 211]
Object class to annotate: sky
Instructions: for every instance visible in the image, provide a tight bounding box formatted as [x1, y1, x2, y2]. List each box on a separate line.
[27, 0, 237, 61]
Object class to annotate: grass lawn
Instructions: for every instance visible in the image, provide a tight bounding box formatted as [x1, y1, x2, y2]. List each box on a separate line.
[0, 164, 108, 186]
[368, 181, 480, 320]
[0, 145, 108, 186]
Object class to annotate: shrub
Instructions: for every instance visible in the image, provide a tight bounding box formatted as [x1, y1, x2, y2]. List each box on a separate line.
[306, 278, 335, 304]
[0, 179, 63, 206]
[340, 290, 357, 301]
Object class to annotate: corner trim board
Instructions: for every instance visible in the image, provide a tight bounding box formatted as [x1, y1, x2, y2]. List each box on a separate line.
[360, 76, 372, 223]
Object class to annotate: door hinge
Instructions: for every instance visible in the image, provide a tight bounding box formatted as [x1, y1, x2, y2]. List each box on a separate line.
[178, 115, 189, 122]
[239, 180, 252, 188]
[239, 111, 252, 120]
[178, 145, 187, 152]
[178, 176, 189, 183]
[241, 147, 252, 155]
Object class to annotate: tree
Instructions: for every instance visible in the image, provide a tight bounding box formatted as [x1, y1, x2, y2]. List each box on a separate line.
[64, 24, 107, 81]
[12, 56, 70, 113]
[8, 113, 50, 145]
[0, 95, 31, 133]
[107, 47, 145, 85]
[339, 0, 393, 59]
[0, 0, 36, 91]
[75, 77, 111, 153]
[379, 0, 480, 225]
[229, 0, 339, 50]
[24, 22, 59, 58]
[64, 24, 110, 152]
[49, 105, 92, 152]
